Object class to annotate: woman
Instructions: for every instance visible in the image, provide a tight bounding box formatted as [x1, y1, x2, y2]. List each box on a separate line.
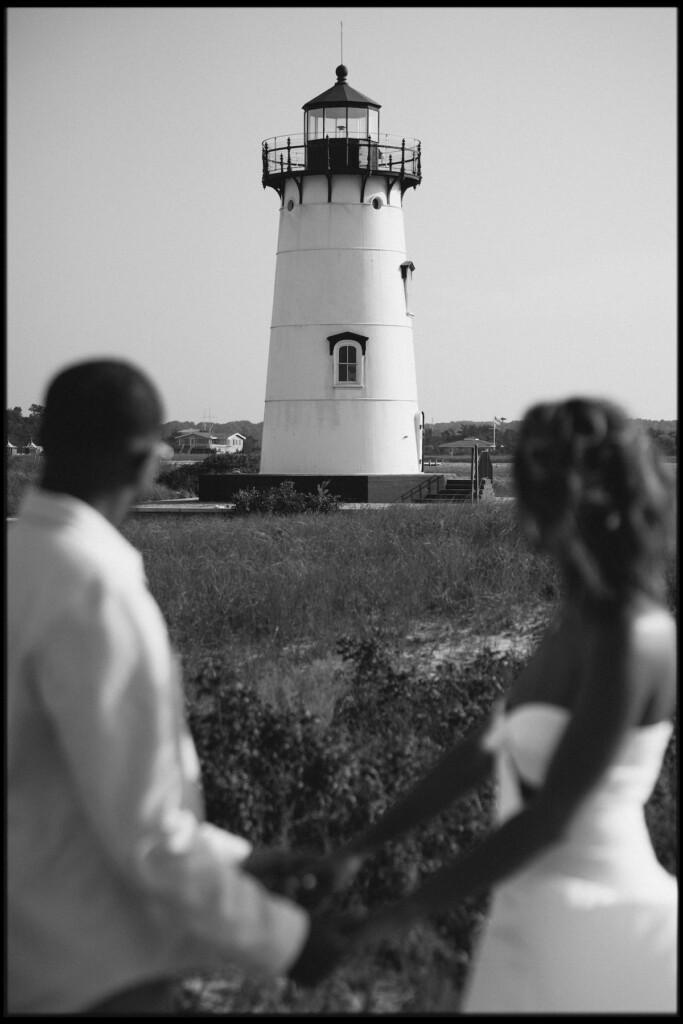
[252, 397, 677, 1011]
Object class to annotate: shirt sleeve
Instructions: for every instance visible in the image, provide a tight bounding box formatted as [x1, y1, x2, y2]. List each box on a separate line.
[35, 572, 309, 979]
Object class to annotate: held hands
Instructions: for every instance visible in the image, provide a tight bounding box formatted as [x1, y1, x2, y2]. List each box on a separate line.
[242, 844, 373, 987]
[241, 846, 366, 910]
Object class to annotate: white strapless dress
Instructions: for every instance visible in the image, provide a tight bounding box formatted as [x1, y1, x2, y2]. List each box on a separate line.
[461, 702, 677, 1013]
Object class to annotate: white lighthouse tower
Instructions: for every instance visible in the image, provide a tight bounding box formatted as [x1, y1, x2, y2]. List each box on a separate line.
[259, 65, 423, 479]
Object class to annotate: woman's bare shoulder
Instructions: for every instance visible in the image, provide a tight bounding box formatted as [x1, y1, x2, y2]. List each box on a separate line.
[630, 603, 676, 647]
[628, 603, 676, 722]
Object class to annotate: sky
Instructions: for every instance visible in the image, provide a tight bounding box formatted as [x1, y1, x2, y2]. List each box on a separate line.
[7, 7, 677, 426]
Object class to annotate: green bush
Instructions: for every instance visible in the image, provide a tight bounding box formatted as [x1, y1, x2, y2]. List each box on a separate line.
[232, 480, 341, 515]
[187, 635, 520, 921]
[200, 451, 261, 475]
[154, 452, 260, 498]
[155, 462, 203, 495]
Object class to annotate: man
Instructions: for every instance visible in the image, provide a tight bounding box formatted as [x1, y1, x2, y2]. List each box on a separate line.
[7, 359, 323, 1014]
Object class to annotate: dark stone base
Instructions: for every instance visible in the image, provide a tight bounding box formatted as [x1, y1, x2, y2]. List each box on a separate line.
[197, 473, 441, 504]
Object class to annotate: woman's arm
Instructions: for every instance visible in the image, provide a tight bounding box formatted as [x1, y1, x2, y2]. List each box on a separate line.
[244, 719, 496, 900]
[344, 722, 495, 858]
[357, 610, 654, 940]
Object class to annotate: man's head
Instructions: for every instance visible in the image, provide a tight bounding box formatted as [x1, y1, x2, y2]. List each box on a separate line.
[40, 359, 164, 505]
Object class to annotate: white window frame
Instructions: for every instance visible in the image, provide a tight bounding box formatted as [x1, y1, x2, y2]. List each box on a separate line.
[334, 340, 364, 388]
[328, 331, 368, 388]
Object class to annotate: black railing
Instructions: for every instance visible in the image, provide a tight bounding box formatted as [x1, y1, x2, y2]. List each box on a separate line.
[397, 474, 443, 503]
[262, 133, 421, 181]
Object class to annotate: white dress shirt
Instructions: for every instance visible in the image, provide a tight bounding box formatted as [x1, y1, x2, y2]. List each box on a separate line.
[7, 488, 309, 1014]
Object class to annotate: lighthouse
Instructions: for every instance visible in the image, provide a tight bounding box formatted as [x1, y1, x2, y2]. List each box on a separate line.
[259, 65, 423, 480]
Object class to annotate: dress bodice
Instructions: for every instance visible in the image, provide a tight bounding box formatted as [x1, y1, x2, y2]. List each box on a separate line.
[482, 701, 673, 888]
[484, 701, 672, 798]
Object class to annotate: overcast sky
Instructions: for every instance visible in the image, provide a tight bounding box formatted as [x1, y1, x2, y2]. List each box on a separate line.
[7, 7, 677, 426]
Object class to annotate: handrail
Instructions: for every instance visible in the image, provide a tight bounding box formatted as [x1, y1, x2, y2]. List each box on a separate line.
[397, 474, 443, 503]
[262, 133, 421, 179]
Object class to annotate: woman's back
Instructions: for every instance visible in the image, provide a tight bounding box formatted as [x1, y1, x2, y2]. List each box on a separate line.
[506, 599, 676, 728]
[463, 700, 676, 1013]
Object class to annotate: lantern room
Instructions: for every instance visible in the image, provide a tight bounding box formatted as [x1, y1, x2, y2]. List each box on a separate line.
[304, 63, 380, 172]
[262, 65, 421, 201]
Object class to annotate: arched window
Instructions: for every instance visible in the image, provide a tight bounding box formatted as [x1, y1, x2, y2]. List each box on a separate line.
[338, 344, 358, 383]
[328, 331, 368, 388]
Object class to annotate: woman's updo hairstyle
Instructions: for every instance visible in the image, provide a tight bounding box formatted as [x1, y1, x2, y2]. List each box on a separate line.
[513, 398, 674, 605]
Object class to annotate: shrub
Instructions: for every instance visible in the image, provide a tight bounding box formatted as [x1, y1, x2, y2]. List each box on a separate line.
[145, 481, 196, 501]
[201, 451, 261, 474]
[187, 634, 521, 921]
[155, 462, 204, 495]
[154, 452, 260, 498]
[232, 480, 341, 515]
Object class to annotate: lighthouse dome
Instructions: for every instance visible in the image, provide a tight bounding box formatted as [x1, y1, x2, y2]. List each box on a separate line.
[302, 65, 380, 111]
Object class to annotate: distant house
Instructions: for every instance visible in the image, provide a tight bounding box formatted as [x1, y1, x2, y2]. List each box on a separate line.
[225, 433, 246, 453]
[7, 440, 18, 456]
[174, 430, 217, 454]
[173, 430, 247, 455]
[24, 440, 43, 455]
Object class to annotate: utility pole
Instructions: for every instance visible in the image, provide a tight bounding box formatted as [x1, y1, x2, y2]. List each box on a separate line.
[493, 416, 506, 449]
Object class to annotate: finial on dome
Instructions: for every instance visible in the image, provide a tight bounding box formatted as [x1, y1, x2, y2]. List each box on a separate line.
[336, 64, 348, 83]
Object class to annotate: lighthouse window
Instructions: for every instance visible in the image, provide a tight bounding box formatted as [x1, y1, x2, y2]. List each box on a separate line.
[333, 341, 364, 388]
[347, 110, 367, 139]
[307, 109, 324, 140]
[338, 346, 356, 382]
[324, 107, 347, 137]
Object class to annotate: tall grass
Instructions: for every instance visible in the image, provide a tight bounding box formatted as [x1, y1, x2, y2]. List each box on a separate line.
[122, 504, 559, 665]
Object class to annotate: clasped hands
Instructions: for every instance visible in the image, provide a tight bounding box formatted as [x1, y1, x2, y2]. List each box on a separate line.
[242, 846, 362, 909]
[241, 846, 367, 986]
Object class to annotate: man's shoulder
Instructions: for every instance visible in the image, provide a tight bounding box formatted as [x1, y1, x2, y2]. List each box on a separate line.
[9, 509, 144, 613]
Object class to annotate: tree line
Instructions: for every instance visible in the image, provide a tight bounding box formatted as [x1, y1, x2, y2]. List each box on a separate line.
[6, 405, 44, 451]
[424, 420, 677, 457]
[424, 421, 517, 455]
[6, 407, 677, 458]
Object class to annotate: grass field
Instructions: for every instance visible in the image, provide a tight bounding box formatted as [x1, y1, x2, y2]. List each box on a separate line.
[121, 502, 560, 705]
